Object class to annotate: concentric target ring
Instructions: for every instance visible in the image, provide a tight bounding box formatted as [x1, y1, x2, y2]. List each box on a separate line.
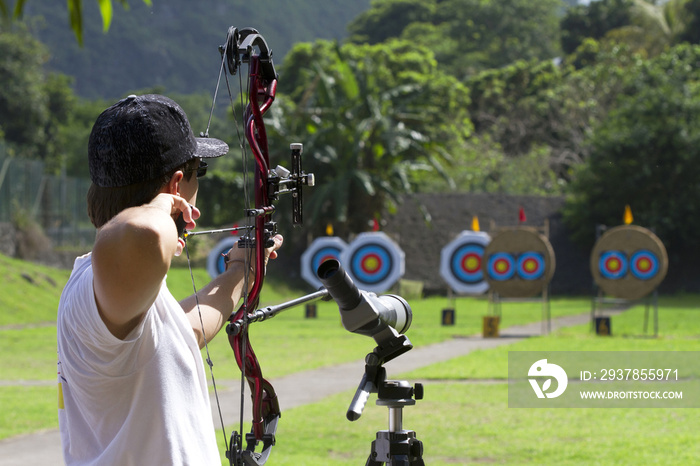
[340, 232, 405, 293]
[311, 246, 344, 277]
[590, 225, 668, 300]
[483, 227, 556, 298]
[451, 243, 485, 284]
[300, 237, 348, 289]
[630, 249, 659, 280]
[598, 250, 628, 280]
[517, 252, 545, 280]
[350, 244, 392, 284]
[440, 231, 491, 294]
[487, 253, 516, 281]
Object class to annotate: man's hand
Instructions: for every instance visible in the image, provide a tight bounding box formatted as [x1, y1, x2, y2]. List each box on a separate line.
[148, 193, 201, 256]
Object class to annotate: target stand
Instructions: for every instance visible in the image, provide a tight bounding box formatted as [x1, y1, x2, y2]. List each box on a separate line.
[590, 224, 668, 337]
[483, 222, 555, 335]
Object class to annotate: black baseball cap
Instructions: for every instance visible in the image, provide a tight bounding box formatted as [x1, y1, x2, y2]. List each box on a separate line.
[88, 94, 229, 187]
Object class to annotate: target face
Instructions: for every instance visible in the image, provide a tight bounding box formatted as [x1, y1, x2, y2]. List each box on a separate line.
[341, 232, 405, 293]
[440, 231, 491, 294]
[590, 225, 668, 300]
[482, 227, 556, 298]
[487, 253, 516, 281]
[517, 252, 546, 280]
[206, 237, 239, 278]
[452, 244, 484, 283]
[351, 245, 392, 284]
[630, 250, 659, 280]
[598, 251, 628, 280]
[300, 237, 348, 289]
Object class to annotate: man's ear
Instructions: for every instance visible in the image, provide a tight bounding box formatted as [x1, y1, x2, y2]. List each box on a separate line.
[164, 171, 184, 195]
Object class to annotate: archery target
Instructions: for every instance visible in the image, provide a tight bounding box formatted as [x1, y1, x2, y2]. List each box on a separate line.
[590, 225, 668, 300]
[440, 231, 491, 294]
[517, 252, 546, 280]
[300, 237, 348, 289]
[340, 232, 405, 293]
[598, 251, 628, 280]
[482, 227, 556, 298]
[206, 236, 239, 278]
[630, 250, 659, 280]
[487, 253, 516, 281]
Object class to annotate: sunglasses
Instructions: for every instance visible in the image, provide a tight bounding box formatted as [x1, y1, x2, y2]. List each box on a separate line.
[185, 161, 208, 178]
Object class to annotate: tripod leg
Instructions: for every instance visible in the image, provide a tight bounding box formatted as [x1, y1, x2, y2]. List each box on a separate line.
[366, 438, 384, 466]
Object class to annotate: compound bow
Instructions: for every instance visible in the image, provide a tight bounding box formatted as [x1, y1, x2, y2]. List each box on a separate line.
[185, 27, 315, 466]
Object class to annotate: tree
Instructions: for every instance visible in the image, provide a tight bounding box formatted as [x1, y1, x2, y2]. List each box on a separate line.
[676, 0, 700, 44]
[0, 24, 82, 170]
[563, 44, 700, 262]
[346, 0, 562, 79]
[347, 0, 436, 45]
[560, 0, 634, 55]
[431, 0, 562, 78]
[273, 39, 472, 236]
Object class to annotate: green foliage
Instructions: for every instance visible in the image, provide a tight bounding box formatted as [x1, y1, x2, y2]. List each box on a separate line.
[560, 0, 634, 55]
[677, 0, 700, 44]
[0, 24, 78, 171]
[347, 0, 436, 45]
[432, 0, 563, 77]
[563, 44, 700, 260]
[0, 24, 49, 158]
[349, 0, 563, 79]
[275, 39, 472, 235]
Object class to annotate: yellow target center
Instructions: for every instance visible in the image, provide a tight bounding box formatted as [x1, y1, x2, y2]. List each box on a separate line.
[363, 257, 379, 272]
[465, 256, 479, 270]
[496, 261, 508, 273]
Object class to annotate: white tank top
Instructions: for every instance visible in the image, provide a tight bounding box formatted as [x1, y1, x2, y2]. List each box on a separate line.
[57, 254, 220, 465]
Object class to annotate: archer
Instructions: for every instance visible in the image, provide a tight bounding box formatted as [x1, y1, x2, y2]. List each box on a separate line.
[56, 94, 283, 465]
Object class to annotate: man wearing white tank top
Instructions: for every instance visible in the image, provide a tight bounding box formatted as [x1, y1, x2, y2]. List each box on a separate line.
[57, 94, 282, 465]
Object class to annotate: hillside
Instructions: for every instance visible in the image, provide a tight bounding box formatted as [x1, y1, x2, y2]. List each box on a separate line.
[20, 0, 370, 99]
[0, 253, 70, 327]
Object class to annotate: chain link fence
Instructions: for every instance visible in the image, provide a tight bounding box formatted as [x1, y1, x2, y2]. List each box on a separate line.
[0, 152, 94, 250]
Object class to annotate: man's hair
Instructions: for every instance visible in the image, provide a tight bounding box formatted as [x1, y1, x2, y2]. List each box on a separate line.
[87, 158, 199, 228]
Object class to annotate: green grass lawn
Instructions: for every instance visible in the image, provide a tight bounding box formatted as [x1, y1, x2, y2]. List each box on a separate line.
[2, 254, 699, 465]
[260, 295, 700, 466]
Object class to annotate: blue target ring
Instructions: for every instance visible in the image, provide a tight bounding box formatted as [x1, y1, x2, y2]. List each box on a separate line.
[517, 252, 545, 280]
[311, 246, 343, 276]
[487, 253, 516, 281]
[630, 249, 659, 280]
[450, 243, 484, 284]
[301, 237, 348, 289]
[350, 244, 392, 285]
[598, 250, 628, 280]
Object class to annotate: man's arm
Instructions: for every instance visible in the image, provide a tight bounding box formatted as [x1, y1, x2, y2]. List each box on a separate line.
[179, 235, 283, 349]
[92, 193, 196, 339]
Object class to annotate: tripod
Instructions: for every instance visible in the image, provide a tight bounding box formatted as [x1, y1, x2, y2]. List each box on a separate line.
[346, 336, 426, 466]
[366, 378, 425, 466]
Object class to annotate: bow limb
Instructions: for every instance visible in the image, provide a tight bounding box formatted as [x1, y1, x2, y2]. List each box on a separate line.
[226, 29, 281, 465]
